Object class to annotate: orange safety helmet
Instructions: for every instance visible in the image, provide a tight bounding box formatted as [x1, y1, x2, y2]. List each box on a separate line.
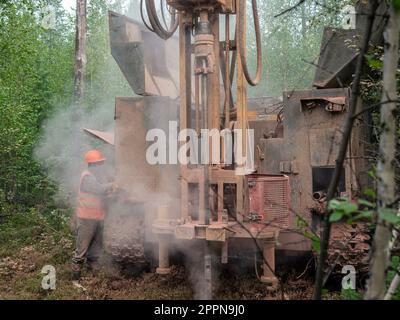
[84, 149, 106, 164]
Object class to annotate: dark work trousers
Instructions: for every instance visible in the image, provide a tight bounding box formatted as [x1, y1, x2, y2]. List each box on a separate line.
[72, 218, 104, 278]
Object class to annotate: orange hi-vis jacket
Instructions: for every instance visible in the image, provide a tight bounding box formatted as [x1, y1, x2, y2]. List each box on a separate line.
[76, 170, 106, 221]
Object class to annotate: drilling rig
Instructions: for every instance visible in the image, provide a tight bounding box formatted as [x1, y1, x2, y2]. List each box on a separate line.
[108, 0, 284, 296]
[89, 0, 382, 298]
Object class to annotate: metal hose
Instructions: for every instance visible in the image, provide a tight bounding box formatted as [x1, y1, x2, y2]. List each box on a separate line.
[160, 0, 169, 29]
[145, 0, 178, 40]
[238, 0, 262, 86]
[140, 0, 154, 32]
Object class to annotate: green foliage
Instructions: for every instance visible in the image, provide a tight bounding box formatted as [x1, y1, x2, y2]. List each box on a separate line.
[393, 0, 400, 12]
[247, 0, 353, 97]
[85, 0, 131, 110]
[363, 188, 377, 199]
[340, 288, 362, 300]
[328, 193, 400, 230]
[379, 208, 400, 225]
[304, 230, 321, 254]
[328, 197, 375, 224]
[360, 45, 383, 103]
[0, 206, 72, 256]
[365, 54, 383, 70]
[295, 215, 321, 253]
[0, 0, 73, 207]
[0, 0, 131, 209]
[386, 256, 400, 300]
[86, 0, 112, 107]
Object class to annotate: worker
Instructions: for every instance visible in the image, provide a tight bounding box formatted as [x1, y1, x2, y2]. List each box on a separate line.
[72, 149, 114, 283]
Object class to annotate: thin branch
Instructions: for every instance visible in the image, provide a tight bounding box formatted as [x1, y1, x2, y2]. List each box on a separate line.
[352, 99, 400, 119]
[274, 0, 306, 18]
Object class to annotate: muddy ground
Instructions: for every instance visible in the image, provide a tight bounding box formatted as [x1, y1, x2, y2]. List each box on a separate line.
[0, 210, 348, 300]
[0, 241, 324, 300]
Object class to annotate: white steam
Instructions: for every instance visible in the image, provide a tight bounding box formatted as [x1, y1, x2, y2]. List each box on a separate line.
[34, 103, 115, 206]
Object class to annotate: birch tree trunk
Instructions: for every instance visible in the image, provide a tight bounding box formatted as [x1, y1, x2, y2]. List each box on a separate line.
[365, 2, 400, 300]
[385, 267, 400, 300]
[74, 0, 87, 107]
[384, 206, 400, 300]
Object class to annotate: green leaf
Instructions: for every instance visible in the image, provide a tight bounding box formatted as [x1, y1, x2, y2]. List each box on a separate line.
[393, 0, 400, 12]
[367, 170, 376, 179]
[321, 288, 329, 296]
[328, 199, 342, 210]
[295, 216, 308, 228]
[392, 256, 400, 268]
[303, 231, 321, 254]
[366, 57, 383, 70]
[346, 217, 354, 225]
[358, 199, 376, 208]
[329, 211, 344, 222]
[342, 203, 358, 215]
[354, 211, 373, 221]
[311, 238, 321, 254]
[379, 208, 400, 224]
[328, 199, 357, 215]
[341, 288, 362, 300]
[363, 188, 376, 199]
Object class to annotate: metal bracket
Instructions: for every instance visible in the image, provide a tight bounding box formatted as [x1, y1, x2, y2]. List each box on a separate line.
[175, 224, 195, 240]
[206, 225, 227, 242]
[279, 160, 299, 174]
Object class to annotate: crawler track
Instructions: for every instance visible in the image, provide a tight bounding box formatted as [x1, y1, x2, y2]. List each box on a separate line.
[103, 200, 147, 273]
[328, 222, 371, 274]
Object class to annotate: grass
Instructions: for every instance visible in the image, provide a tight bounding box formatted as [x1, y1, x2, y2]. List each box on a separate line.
[0, 204, 77, 299]
[2, 199, 378, 300]
[0, 204, 193, 300]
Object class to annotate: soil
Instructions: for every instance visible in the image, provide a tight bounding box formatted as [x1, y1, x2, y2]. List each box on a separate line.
[0, 242, 320, 300]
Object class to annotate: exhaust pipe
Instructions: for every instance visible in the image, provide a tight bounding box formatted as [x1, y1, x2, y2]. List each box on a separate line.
[313, 190, 327, 202]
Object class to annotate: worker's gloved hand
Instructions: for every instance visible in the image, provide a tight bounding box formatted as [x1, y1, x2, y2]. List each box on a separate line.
[105, 183, 124, 197]
[111, 183, 120, 193]
[104, 183, 116, 194]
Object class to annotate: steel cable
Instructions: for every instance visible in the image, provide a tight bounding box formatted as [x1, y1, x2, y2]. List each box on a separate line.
[160, 0, 169, 29]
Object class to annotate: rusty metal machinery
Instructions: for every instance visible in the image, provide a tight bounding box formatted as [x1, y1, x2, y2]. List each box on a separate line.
[138, 0, 283, 296]
[102, 0, 373, 297]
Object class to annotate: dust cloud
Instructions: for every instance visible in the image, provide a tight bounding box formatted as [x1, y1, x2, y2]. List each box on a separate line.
[34, 1, 218, 300]
[34, 103, 115, 206]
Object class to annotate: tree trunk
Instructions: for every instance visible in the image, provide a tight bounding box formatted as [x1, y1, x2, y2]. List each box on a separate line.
[365, 3, 400, 300]
[385, 266, 400, 300]
[74, 0, 87, 107]
[384, 207, 400, 300]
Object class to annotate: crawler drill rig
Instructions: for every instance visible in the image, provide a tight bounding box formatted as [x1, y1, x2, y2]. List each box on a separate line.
[100, 0, 378, 298]
[140, 0, 280, 295]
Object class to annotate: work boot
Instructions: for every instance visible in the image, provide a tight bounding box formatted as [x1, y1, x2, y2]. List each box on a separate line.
[72, 270, 81, 281]
[87, 260, 102, 273]
[71, 261, 82, 281]
[71, 269, 87, 291]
